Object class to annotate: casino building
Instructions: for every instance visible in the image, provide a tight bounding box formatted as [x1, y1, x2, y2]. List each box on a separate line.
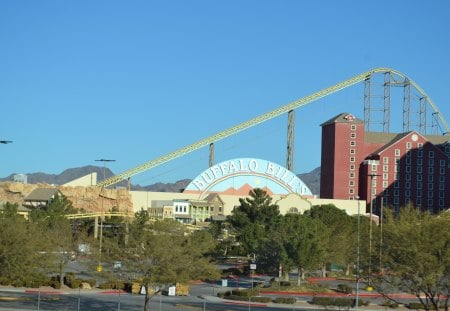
[130, 157, 360, 223]
[320, 112, 450, 214]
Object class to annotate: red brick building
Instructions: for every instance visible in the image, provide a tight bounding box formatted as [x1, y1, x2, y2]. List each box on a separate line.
[320, 113, 450, 214]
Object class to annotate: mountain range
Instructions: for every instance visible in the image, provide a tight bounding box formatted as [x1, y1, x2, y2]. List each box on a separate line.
[0, 165, 321, 195]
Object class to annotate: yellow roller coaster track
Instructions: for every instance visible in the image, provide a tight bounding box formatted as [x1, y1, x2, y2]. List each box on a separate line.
[65, 212, 135, 219]
[97, 67, 449, 188]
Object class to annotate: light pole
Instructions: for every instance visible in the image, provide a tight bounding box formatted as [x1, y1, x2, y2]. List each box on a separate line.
[355, 196, 361, 309]
[94, 159, 115, 273]
[367, 173, 380, 282]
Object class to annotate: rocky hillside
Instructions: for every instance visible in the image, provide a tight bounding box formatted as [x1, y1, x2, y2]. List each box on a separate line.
[1, 165, 321, 195]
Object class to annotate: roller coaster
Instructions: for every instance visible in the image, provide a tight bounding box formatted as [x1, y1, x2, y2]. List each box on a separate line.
[97, 67, 449, 188]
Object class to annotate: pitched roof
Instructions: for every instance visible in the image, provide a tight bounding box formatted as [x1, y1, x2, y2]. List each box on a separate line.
[320, 113, 364, 126]
[25, 188, 60, 201]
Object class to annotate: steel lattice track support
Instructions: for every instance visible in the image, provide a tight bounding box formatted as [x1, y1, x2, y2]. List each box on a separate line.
[96, 67, 450, 188]
[286, 110, 295, 171]
[383, 72, 391, 132]
[419, 97, 427, 134]
[364, 77, 372, 132]
[209, 143, 214, 167]
[403, 78, 411, 132]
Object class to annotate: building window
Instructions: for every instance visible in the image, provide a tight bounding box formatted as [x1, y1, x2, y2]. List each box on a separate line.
[383, 165, 389, 172]
[383, 173, 388, 180]
[406, 150, 412, 158]
[405, 190, 411, 197]
[394, 197, 399, 204]
[349, 172, 355, 178]
[395, 165, 400, 172]
[372, 188, 377, 195]
[350, 157, 355, 162]
[417, 174, 422, 181]
[440, 183, 445, 190]
[429, 159, 434, 166]
[406, 174, 411, 181]
[382, 197, 388, 206]
[350, 141, 356, 146]
[439, 199, 445, 207]
[440, 175, 445, 182]
[394, 189, 399, 196]
[428, 199, 433, 207]
[371, 179, 377, 187]
[349, 180, 355, 186]
[349, 188, 354, 194]
[417, 158, 423, 166]
[350, 124, 356, 130]
[406, 142, 412, 149]
[350, 164, 355, 170]
[383, 157, 389, 164]
[418, 150, 423, 158]
[395, 158, 401, 164]
[428, 175, 434, 182]
[417, 182, 422, 189]
[350, 133, 356, 139]
[416, 189, 422, 197]
[428, 183, 434, 190]
[418, 142, 423, 149]
[395, 149, 400, 156]
[350, 149, 356, 154]
[371, 164, 377, 172]
[405, 182, 411, 189]
[406, 158, 411, 165]
[406, 166, 411, 173]
[395, 173, 400, 180]
[440, 160, 445, 167]
[382, 181, 388, 188]
[429, 151, 435, 158]
[440, 167, 445, 174]
[428, 167, 434, 174]
[416, 197, 422, 206]
[394, 181, 400, 188]
[428, 191, 434, 198]
[439, 191, 445, 198]
[417, 166, 423, 174]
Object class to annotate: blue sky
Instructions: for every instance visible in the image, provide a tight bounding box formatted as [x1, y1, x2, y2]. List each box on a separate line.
[1, 0, 450, 185]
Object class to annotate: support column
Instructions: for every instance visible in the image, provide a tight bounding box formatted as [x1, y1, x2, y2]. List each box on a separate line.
[383, 72, 391, 132]
[94, 216, 98, 239]
[209, 142, 214, 167]
[286, 110, 295, 172]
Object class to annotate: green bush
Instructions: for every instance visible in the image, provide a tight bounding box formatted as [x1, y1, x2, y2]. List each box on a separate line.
[312, 296, 334, 306]
[251, 296, 271, 303]
[334, 298, 354, 307]
[337, 283, 353, 294]
[279, 281, 291, 286]
[381, 300, 399, 308]
[273, 297, 296, 304]
[408, 302, 426, 309]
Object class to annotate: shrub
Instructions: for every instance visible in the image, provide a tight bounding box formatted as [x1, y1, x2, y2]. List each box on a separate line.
[251, 296, 271, 303]
[273, 297, 296, 304]
[312, 296, 334, 306]
[408, 302, 426, 309]
[279, 281, 291, 287]
[381, 300, 399, 308]
[336, 283, 353, 294]
[334, 298, 354, 307]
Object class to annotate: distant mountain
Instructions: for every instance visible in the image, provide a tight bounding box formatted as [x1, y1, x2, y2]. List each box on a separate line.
[298, 167, 321, 195]
[0, 165, 321, 195]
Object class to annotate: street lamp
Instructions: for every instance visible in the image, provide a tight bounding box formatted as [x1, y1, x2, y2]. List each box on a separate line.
[94, 159, 115, 273]
[367, 173, 380, 281]
[355, 196, 361, 309]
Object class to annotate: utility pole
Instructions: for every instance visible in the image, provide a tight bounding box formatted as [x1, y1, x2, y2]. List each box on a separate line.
[94, 159, 116, 273]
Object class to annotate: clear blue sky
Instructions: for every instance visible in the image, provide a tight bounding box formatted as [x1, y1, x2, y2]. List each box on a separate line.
[1, 0, 450, 185]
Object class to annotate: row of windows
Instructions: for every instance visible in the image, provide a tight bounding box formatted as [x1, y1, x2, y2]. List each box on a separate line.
[382, 165, 445, 174]
[383, 197, 445, 208]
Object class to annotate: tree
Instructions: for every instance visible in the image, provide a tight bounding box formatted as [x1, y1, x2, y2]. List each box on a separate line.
[281, 213, 325, 285]
[374, 206, 450, 311]
[227, 188, 283, 273]
[29, 194, 79, 287]
[306, 204, 355, 276]
[0, 202, 51, 286]
[128, 218, 219, 311]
